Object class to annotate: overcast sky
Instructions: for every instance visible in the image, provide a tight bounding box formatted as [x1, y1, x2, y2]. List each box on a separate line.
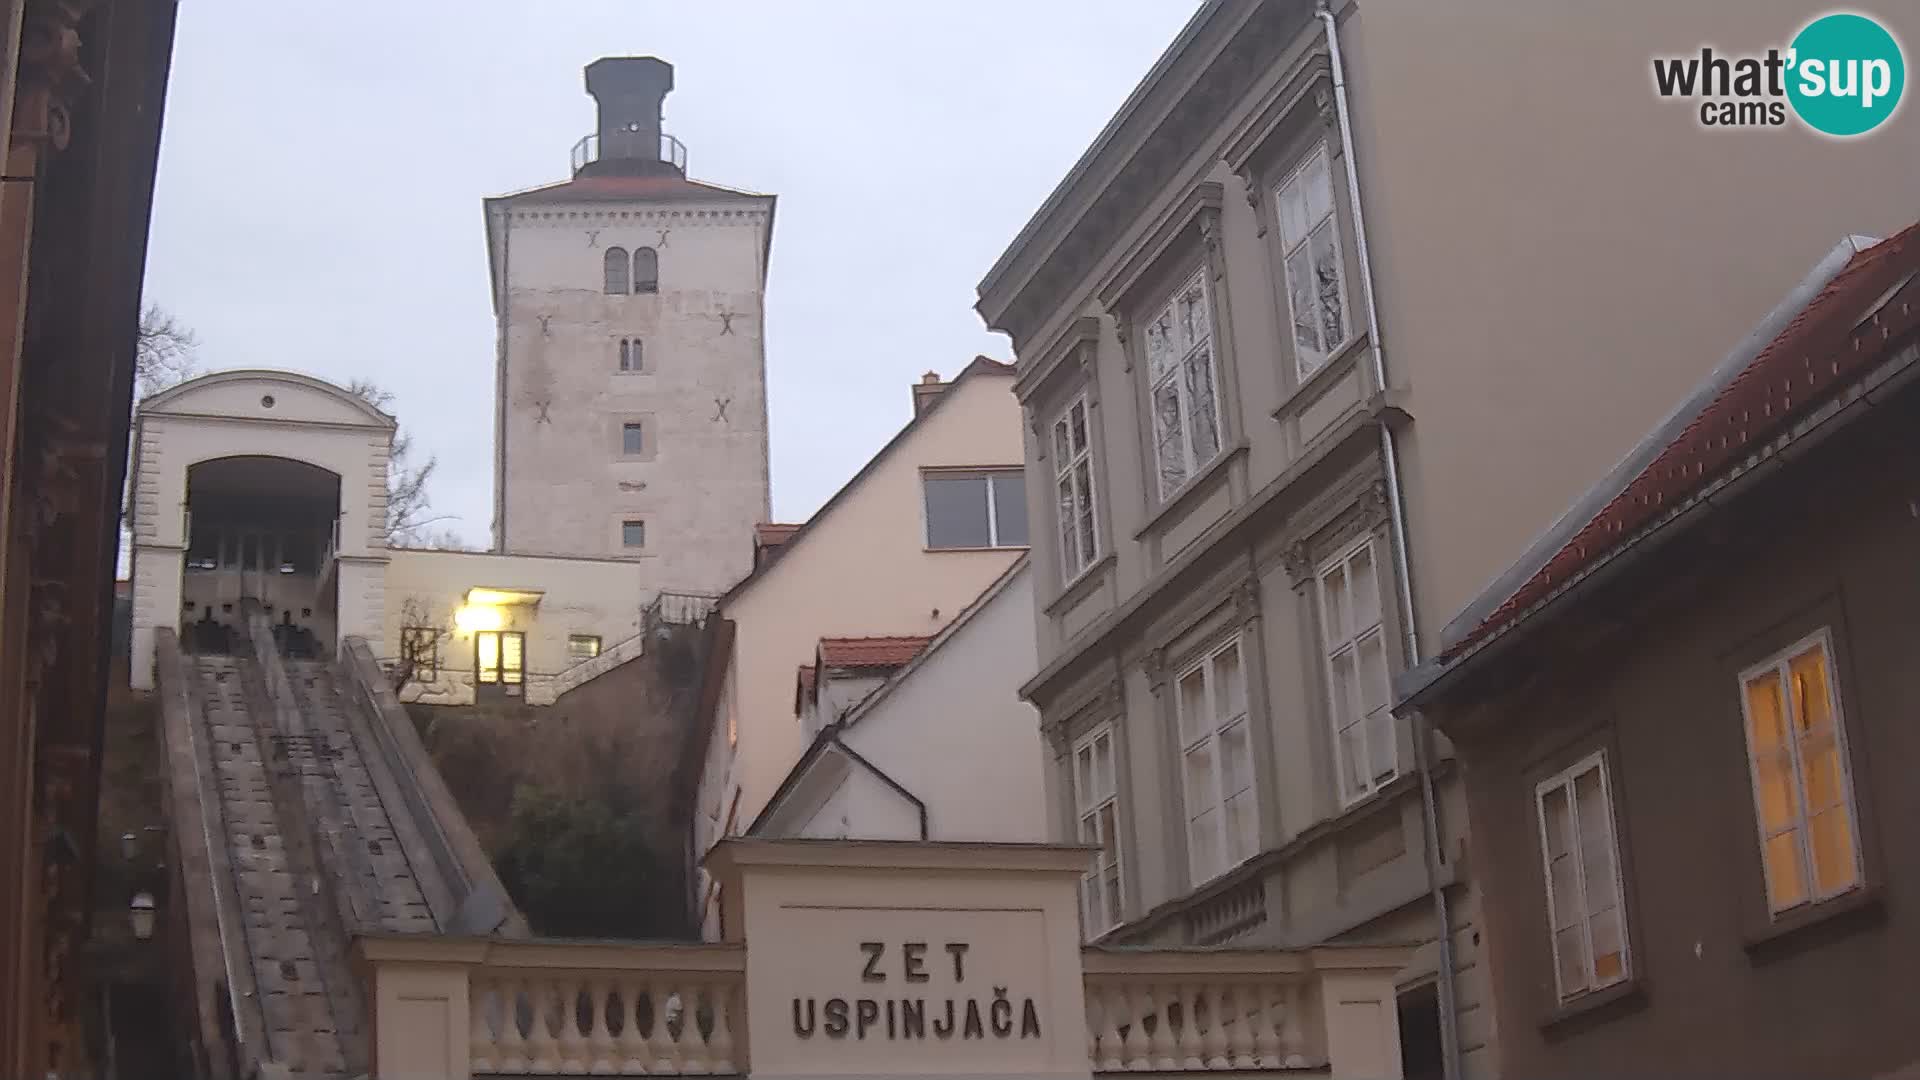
[142, 1, 1200, 544]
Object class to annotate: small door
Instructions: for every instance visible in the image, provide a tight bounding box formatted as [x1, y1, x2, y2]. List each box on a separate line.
[474, 630, 526, 700]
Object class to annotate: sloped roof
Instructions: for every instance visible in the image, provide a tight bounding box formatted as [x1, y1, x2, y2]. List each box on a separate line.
[489, 173, 768, 206]
[1404, 223, 1920, 707]
[755, 523, 802, 547]
[818, 636, 932, 669]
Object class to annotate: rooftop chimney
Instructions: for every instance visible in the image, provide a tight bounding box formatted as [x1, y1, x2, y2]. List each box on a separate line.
[579, 57, 681, 178]
[912, 371, 947, 417]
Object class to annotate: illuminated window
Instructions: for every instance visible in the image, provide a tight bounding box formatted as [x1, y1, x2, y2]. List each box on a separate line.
[633, 247, 659, 294]
[622, 520, 646, 548]
[923, 470, 1027, 549]
[567, 634, 602, 662]
[1275, 143, 1351, 378]
[1319, 536, 1396, 805]
[622, 422, 645, 456]
[1143, 268, 1222, 497]
[603, 247, 629, 294]
[1535, 751, 1629, 1002]
[619, 337, 643, 372]
[475, 630, 524, 688]
[1176, 637, 1255, 886]
[1739, 630, 1861, 915]
[1052, 394, 1100, 580]
[1073, 725, 1124, 937]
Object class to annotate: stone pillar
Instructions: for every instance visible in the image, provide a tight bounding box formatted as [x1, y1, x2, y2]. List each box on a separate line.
[1318, 964, 1405, 1080]
[358, 938, 485, 1080]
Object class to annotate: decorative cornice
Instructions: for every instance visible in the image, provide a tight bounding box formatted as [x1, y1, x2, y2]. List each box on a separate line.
[1013, 314, 1103, 404]
[1094, 180, 1225, 314]
[1281, 540, 1315, 587]
[1142, 645, 1170, 690]
[12, 1, 94, 154]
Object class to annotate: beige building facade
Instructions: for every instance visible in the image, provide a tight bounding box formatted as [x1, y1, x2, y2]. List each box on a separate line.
[486, 57, 774, 595]
[976, 3, 1915, 1079]
[691, 361, 1028, 935]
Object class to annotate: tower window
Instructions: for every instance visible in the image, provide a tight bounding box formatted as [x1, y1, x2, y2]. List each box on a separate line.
[634, 247, 658, 294]
[603, 246, 630, 294]
[622, 520, 646, 548]
[622, 422, 645, 455]
[619, 338, 642, 372]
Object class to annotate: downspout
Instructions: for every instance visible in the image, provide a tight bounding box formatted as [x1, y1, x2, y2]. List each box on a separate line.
[1315, 5, 1462, 1080]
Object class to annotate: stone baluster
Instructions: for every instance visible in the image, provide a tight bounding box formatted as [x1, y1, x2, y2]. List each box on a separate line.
[1148, 984, 1179, 1070]
[649, 981, 679, 1074]
[526, 978, 561, 1073]
[1095, 984, 1125, 1071]
[616, 978, 650, 1073]
[1203, 984, 1232, 1069]
[469, 978, 497, 1074]
[585, 978, 617, 1072]
[558, 977, 588, 1073]
[497, 977, 530, 1073]
[713, 980, 742, 1073]
[1084, 986, 1103, 1069]
[1252, 983, 1282, 1068]
[1225, 983, 1257, 1069]
[680, 984, 714, 1074]
[1176, 984, 1205, 1069]
[1281, 983, 1308, 1068]
[1120, 984, 1150, 1070]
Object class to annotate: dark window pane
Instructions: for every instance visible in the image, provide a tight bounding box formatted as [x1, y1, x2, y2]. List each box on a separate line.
[623, 422, 644, 455]
[603, 247, 629, 294]
[622, 520, 646, 548]
[924, 476, 989, 549]
[992, 472, 1028, 547]
[634, 247, 659, 293]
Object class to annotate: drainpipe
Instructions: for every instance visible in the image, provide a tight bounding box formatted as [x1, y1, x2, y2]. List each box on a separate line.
[1315, 5, 1462, 1080]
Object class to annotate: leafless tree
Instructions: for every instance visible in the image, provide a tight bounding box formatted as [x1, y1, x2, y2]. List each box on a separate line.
[344, 378, 449, 547]
[135, 303, 198, 397]
[390, 594, 454, 698]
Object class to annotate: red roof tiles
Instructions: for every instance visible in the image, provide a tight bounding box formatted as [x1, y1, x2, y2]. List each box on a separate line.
[817, 636, 933, 669]
[1445, 223, 1920, 662]
[755, 523, 801, 548]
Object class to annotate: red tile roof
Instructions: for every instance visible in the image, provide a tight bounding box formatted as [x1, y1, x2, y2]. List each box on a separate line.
[493, 174, 767, 206]
[1444, 223, 1920, 662]
[817, 636, 933, 669]
[797, 663, 817, 694]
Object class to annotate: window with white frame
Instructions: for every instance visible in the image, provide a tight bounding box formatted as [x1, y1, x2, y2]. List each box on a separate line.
[1535, 751, 1630, 1002]
[1738, 630, 1862, 915]
[1143, 269, 1223, 498]
[1318, 536, 1396, 805]
[923, 470, 1028, 549]
[1072, 726, 1124, 936]
[1275, 144, 1350, 379]
[1052, 394, 1100, 580]
[1175, 638, 1256, 886]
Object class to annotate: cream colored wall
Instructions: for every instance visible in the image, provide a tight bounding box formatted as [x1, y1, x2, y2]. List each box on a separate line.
[126, 372, 392, 689]
[381, 547, 647, 706]
[707, 372, 1026, 878]
[1338, 0, 1920, 637]
[492, 195, 773, 598]
[834, 564, 1048, 843]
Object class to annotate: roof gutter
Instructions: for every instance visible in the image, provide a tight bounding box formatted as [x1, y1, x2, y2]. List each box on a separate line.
[1314, 8, 1458, 1080]
[1400, 336, 1920, 712]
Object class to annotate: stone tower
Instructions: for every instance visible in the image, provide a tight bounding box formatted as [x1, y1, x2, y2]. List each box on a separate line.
[483, 57, 774, 595]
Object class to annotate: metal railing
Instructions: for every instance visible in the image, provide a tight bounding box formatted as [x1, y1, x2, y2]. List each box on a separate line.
[571, 130, 688, 175]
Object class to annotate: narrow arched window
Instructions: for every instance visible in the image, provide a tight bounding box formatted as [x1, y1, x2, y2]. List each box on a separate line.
[603, 246, 629, 294]
[618, 337, 642, 372]
[633, 247, 658, 294]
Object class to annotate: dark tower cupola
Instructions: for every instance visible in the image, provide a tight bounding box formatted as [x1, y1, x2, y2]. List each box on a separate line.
[572, 56, 686, 178]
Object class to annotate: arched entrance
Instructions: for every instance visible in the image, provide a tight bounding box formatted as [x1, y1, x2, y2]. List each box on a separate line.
[180, 455, 341, 658]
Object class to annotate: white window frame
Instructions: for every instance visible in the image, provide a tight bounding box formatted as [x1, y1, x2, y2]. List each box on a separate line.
[1072, 725, 1125, 938]
[1143, 268, 1224, 500]
[1174, 636, 1257, 887]
[922, 469, 1027, 550]
[1736, 627, 1864, 916]
[618, 337, 643, 372]
[1534, 750, 1631, 1003]
[621, 422, 645, 456]
[566, 634, 602, 662]
[1274, 142, 1352, 380]
[1051, 393, 1101, 583]
[1317, 534, 1397, 806]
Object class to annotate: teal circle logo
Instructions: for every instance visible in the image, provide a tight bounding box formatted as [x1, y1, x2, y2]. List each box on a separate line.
[1787, 13, 1906, 136]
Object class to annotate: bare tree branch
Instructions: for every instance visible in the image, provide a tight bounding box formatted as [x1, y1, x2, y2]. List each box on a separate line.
[345, 378, 446, 546]
[135, 303, 198, 397]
